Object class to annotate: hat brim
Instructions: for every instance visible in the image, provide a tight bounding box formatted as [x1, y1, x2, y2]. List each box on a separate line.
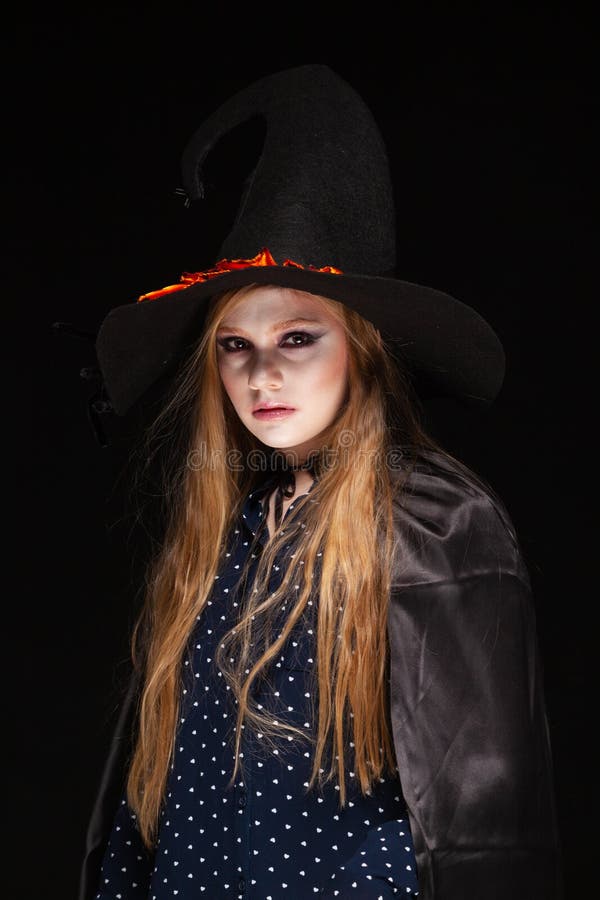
[95, 267, 505, 416]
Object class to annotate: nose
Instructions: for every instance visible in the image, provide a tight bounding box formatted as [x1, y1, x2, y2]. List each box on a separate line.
[247, 350, 283, 390]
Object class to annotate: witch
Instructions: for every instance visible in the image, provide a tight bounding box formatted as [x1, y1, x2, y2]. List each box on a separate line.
[78, 65, 562, 899]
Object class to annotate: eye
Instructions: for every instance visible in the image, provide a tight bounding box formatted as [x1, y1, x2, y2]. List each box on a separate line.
[217, 336, 250, 353]
[280, 331, 317, 348]
[217, 332, 317, 353]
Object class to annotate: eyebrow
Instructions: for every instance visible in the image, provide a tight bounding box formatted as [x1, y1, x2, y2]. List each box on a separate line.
[216, 317, 324, 335]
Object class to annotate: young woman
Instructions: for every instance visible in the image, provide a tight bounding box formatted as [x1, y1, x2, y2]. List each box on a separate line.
[79, 65, 562, 899]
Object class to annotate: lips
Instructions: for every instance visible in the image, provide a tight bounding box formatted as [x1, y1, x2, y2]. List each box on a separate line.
[252, 402, 295, 413]
[252, 403, 296, 420]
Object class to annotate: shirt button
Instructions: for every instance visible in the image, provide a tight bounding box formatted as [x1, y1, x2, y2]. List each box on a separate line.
[238, 875, 246, 892]
[237, 790, 247, 809]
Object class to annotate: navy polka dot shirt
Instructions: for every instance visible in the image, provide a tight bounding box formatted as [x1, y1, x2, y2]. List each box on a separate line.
[95, 474, 419, 899]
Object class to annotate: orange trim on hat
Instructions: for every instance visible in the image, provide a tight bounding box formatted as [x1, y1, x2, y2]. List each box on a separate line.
[137, 248, 343, 302]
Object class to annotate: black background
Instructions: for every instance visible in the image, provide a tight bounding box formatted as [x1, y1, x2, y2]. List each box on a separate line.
[13, 6, 595, 899]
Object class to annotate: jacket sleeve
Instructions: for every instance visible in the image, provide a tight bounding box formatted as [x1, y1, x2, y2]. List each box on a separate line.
[386, 453, 563, 900]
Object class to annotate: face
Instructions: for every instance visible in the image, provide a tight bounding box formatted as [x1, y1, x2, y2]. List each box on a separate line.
[216, 286, 349, 461]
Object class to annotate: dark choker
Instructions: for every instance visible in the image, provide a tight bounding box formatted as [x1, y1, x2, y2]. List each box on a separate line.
[271, 454, 319, 529]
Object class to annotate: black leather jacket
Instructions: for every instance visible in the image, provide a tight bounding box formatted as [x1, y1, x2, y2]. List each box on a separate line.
[79, 451, 562, 899]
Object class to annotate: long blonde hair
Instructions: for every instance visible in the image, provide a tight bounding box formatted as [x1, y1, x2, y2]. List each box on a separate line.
[126, 284, 440, 848]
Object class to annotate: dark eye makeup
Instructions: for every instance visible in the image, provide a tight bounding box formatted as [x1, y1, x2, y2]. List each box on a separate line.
[217, 331, 319, 353]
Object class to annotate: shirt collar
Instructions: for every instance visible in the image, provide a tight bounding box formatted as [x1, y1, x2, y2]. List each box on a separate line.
[240, 471, 318, 541]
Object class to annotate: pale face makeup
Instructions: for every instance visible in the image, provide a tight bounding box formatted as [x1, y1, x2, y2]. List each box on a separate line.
[216, 286, 349, 463]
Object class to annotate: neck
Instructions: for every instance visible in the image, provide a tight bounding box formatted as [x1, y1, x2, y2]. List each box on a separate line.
[275, 451, 319, 472]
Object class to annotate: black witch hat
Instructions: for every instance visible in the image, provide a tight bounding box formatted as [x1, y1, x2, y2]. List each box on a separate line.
[94, 64, 505, 417]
